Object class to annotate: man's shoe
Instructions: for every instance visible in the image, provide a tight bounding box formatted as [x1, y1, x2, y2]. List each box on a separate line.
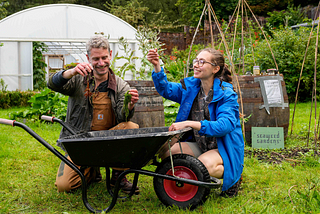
[110, 170, 140, 195]
[93, 167, 102, 183]
[220, 175, 242, 198]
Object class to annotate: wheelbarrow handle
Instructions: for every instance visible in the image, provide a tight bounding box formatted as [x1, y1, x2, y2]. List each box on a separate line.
[0, 118, 15, 126]
[41, 115, 55, 122]
[40, 115, 77, 135]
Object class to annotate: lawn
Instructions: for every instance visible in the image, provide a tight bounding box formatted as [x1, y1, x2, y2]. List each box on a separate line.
[0, 103, 319, 213]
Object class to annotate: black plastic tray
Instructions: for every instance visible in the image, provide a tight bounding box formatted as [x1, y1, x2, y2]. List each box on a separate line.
[57, 127, 190, 168]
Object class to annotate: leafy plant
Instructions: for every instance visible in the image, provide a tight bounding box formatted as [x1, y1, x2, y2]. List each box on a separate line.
[0, 78, 7, 92]
[135, 26, 165, 79]
[33, 42, 48, 91]
[265, 4, 310, 36]
[251, 27, 320, 102]
[161, 43, 206, 81]
[296, 178, 320, 212]
[163, 98, 180, 126]
[111, 26, 165, 80]
[163, 57, 186, 82]
[10, 88, 68, 121]
[110, 37, 139, 79]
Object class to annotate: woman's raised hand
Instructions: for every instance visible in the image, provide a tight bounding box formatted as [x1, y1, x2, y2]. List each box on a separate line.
[147, 49, 161, 73]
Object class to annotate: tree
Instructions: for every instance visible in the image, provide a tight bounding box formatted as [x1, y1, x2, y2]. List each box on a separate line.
[106, 0, 183, 31]
[105, 0, 149, 28]
[0, 0, 9, 20]
[175, 0, 204, 27]
[5, 0, 108, 17]
[141, 0, 183, 31]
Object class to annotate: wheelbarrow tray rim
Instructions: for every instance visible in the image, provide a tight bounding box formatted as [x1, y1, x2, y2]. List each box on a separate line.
[56, 127, 191, 168]
[57, 127, 191, 143]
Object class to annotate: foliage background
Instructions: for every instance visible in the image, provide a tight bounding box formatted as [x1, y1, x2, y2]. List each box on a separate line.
[2, 0, 320, 30]
[1, 1, 320, 103]
[251, 27, 320, 103]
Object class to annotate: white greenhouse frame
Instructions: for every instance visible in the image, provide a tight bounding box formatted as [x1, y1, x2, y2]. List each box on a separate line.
[0, 4, 142, 91]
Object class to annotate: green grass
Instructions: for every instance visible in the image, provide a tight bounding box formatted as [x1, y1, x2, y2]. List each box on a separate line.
[0, 103, 320, 213]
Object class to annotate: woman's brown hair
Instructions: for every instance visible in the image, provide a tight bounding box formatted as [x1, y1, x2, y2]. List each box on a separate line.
[199, 48, 232, 84]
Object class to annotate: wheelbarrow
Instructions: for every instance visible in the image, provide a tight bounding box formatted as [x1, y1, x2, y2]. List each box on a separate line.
[0, 116, 221, 213]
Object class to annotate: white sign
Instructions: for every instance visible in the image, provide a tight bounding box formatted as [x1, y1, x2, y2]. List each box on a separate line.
[264, 79, 281, 104]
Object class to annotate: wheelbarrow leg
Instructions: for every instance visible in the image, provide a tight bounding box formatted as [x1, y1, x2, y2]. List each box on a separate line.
[106, 168, 140, 198]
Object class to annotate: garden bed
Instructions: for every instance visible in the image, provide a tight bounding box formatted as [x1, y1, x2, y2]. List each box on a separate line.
[245, 146, 320, 164]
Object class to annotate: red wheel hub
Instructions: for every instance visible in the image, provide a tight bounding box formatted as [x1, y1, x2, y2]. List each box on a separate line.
[164, 166, 198, 202]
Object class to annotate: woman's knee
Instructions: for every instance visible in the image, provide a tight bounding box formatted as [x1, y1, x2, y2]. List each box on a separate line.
[198, 150, 224, 178]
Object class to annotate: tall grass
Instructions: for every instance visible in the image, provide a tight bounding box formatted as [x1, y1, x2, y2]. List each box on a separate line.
[0, 103, 319, 213]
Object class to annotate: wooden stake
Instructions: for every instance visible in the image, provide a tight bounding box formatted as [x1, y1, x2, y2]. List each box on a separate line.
[206, 0, 214, 48]
[313, 13, 320, 151]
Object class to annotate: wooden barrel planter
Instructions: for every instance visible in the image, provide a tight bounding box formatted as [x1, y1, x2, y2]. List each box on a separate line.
[126, 80, 165, 128]
[233, 75, 290, 145]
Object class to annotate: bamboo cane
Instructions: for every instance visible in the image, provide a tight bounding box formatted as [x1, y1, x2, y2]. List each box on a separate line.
[241, 0, 245, 75]
[313, 13, 320, 151]
[206, 0, 214, 48]
[218, 0, 241, 51]
[244, 0, 278, 70]
[185, 3, 207, 78]
[291, 2, 320, 135]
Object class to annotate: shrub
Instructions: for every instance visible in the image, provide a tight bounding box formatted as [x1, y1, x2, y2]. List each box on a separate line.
[265, 4, 310, 36]
[10, 88, 68, 121]
[162, 43, 207, 82]
[0, 91, 35, 109]
[250, 27, 320, 102]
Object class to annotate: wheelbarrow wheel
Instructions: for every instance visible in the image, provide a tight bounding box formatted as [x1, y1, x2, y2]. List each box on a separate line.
[153, 154, 211, 210]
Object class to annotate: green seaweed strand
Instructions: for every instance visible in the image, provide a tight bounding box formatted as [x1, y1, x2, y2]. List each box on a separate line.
[123, 91, 132, 122]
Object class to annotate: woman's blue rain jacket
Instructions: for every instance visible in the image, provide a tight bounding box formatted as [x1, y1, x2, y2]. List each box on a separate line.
[152, 67, 244, 191]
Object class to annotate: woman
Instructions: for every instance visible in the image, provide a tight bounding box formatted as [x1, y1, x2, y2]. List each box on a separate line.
[147, 48, 244, 197]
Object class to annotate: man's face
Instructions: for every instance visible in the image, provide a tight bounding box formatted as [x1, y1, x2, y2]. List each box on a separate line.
[87, 47, 112, 76]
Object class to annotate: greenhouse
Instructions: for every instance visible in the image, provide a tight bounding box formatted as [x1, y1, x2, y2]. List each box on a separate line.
[0, 4, 141, 91]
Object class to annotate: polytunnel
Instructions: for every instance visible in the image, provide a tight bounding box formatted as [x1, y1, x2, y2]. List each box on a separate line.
[0, 4, 142, 91]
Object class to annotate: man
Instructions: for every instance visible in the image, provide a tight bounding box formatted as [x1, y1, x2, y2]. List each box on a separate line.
[47, 35, 140, 194]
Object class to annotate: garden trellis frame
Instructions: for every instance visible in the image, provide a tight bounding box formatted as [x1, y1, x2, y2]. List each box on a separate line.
[290, 2, 320, 153]
[185, 0, 279, 141]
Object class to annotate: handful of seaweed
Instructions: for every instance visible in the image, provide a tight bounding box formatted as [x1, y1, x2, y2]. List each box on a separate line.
[84, 76, 92, 98]
[123, 91, 132, 122]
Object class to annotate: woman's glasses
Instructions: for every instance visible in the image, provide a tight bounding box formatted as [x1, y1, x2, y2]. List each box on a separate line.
[192, 59, 216, 67]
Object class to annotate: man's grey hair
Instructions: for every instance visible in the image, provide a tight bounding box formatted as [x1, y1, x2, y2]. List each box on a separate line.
[86, 35, 110, 56]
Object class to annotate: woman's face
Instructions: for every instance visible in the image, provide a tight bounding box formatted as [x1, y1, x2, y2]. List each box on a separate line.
[193, 51, 220, 81]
